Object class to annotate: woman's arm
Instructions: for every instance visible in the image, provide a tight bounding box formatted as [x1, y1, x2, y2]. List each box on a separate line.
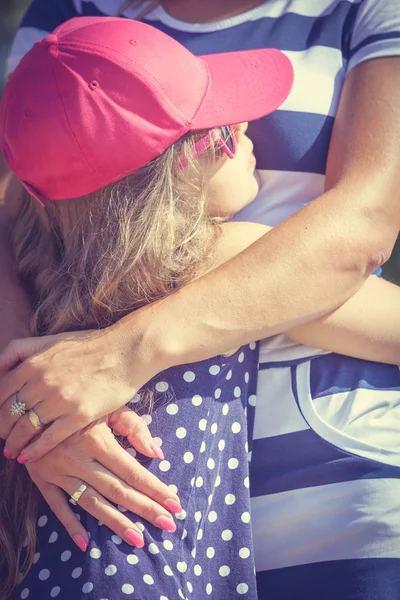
[1, 56, 400, 462]
[217, 221, 400, 364]
[287, 277, 400, 363]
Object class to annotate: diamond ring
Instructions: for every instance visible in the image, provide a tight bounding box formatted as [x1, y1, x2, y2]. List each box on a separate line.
[10, 394, 26, 417]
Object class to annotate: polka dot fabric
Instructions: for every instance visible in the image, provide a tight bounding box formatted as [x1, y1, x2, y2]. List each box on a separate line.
[12, 345, 258, 600]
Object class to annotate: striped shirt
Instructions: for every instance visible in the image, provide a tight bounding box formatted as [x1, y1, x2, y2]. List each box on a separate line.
[254, 335, 400, 598]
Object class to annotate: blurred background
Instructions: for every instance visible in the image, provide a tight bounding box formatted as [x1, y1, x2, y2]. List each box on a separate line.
[1, 0, 399, 283]
[0, 0, 30, 94]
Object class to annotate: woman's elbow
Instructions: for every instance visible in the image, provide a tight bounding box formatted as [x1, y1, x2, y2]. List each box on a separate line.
[343, 229, 394, 279]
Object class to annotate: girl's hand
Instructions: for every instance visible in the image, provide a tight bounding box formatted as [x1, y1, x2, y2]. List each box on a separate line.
[0, 318, 165, 462]
[24, 408, 182, 550]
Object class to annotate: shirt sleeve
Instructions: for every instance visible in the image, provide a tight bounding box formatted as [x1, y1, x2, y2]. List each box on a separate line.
[6, 0, 81, 75]
[347, 0, 400, 73]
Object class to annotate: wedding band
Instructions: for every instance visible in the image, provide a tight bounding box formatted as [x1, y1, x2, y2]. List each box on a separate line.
[10, 394, 26, 417]
[69, 483, 88, 506]
[28, 409, 44, 431]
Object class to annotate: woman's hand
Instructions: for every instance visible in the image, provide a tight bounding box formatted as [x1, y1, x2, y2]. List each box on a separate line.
[0, 316, 166, 462]
[23, 407, 182, 551]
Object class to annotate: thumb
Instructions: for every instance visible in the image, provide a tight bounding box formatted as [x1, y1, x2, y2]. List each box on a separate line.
[0, 337, 51, 372]
[108, 406, 164, 460]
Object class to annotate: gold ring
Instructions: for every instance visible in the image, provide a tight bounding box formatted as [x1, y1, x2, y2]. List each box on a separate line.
[28, 409, 44, 431]
[69, 483, 88, 506]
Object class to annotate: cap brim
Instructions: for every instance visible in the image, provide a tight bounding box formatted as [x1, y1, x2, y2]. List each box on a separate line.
[192, 48, 293, 129]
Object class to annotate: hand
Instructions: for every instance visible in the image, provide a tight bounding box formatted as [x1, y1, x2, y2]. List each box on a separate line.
[24, 408, 182, 551]
[0, 320, 163, 462]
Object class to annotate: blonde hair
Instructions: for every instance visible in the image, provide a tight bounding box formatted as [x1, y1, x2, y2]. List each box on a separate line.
[0, 130, 222, 597]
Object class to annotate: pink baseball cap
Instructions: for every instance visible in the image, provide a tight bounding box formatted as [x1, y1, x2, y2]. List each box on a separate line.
[0, 16, 294, 202]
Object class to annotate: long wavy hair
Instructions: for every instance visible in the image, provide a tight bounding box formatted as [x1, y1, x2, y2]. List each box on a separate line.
[0, 129, 222, 598]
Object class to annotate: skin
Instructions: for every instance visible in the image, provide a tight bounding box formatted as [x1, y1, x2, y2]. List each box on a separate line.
[1, 0, 400, 545]
[205, 123, 259, 218]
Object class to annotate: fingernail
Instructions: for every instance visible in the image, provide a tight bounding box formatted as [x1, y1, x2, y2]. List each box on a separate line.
[3, 448, 12, 459]
[17, 454, 29, 464]
[164, 499, 183, 514]
[74, 535, 88, 552]
[149, 440, 164, 460]
[124, 528, 144, 548]
[155, 515, 176, 533]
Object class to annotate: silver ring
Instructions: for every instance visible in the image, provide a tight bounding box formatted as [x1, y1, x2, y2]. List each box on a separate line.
[69, 483, 88, 506]
[10, 394, 26, 417]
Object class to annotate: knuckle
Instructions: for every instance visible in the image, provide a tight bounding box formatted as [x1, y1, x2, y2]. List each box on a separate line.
[139, 502, 157, 523]
[25, 356, 42, 374]
[79, 493, 99, 512]
[125, 469, 144, 491]
[108, 483, 126, 505]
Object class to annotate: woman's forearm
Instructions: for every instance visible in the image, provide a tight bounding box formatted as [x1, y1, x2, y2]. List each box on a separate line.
[287, 276, 400, 364]
[119, 186, 385, 370]
[119, 57, 400, 372]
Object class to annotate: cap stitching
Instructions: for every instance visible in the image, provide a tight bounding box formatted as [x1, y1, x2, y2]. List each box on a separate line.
[189, 60, 212, 126]
[50, 43, 101, 182]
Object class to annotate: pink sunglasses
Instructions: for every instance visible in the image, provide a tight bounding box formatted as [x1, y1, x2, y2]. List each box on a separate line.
[179, 125, 237, 170]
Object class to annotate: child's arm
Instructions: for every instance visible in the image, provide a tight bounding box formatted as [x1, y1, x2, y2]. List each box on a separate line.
[218, 222, 400, 364]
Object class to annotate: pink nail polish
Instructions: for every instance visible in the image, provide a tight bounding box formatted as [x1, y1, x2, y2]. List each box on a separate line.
[124, 528, 144, 548]
[17, 454, 29, 464]
[149, 440, 165, 460]
[3, 448, 12, 459]
[164, 499, 183, 514]
[155, 516, 176, 533]
[74, 535, 88, 552]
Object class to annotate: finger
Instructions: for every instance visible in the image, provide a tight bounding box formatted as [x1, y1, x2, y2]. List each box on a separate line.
[4, 402, 49, 459]
[108, 406, 163, 459]
[0, 363, 26, 409]
[81, 461, 178, 532]
[95, 436, 181, 513]
[0, 395, 24, 442]
[0, 337, 52, 372]
[16, 418, 78, 463]
[65, 477, 145, 548]
[39, 482, 90, 552]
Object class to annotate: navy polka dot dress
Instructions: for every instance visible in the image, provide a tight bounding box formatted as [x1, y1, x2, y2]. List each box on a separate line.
[12, 345, 258, 600]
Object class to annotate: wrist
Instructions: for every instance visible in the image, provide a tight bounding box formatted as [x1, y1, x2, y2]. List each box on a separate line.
[111, 299, 180, 384]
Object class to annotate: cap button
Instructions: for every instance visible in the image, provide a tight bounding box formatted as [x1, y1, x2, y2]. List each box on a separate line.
[42, 34, 58, 47]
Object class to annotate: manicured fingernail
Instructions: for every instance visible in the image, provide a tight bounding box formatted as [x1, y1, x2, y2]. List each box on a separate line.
[3, 448, 12, 459]
[164, 499, 183, 514]
[155, 516, 176, 533]
[124, 528, 144, 548]
[74, 535, 88, 552]
[17, 454, 29, 464]
[149, 440, 164, 460]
